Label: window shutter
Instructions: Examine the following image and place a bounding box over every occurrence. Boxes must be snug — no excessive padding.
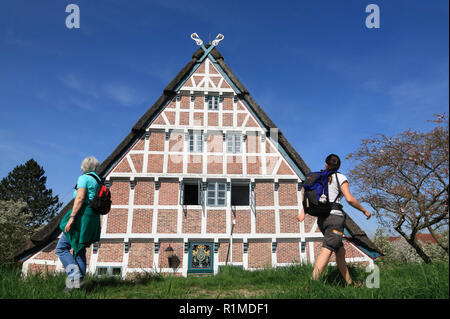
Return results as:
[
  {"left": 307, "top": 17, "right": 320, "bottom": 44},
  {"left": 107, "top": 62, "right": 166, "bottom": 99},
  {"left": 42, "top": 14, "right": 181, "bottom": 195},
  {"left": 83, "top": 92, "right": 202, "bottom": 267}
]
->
[
  {"left": 179, "top": 181, "right": 184, "bottom": 205},
  {"left": 250, "top": 182, "right": 256, "bottom": 214}
]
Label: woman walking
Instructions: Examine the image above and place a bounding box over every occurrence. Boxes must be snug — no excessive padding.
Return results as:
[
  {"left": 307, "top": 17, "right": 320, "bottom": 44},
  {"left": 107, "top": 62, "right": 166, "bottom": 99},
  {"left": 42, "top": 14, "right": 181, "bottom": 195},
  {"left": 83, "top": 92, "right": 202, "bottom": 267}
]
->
[
  {"left": 55, "top": 156, "right": 102, "bottom": 290},
  {"left": 297, "top": 154, "right": 371, "bottom": 286}
]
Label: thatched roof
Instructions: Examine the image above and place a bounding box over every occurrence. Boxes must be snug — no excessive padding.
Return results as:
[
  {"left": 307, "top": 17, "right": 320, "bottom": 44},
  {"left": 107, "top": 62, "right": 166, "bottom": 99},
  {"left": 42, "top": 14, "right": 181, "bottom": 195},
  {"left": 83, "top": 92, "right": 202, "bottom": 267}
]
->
[{"left": 15, "top": 45, "right": 381, "bottom": 261}]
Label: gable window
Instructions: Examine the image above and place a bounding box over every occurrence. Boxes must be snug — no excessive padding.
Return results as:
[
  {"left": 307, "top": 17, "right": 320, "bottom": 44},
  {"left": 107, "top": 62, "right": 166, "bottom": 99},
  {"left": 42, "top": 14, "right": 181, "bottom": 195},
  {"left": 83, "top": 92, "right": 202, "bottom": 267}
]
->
[
  {"left": 189, "top": 131, "right": 203, "bottom": 153},
  {"left": 231, "top": 182, "right": 250, "bottom": 206},
  {"left": 226, "top": 133, "right": 242, "bottom": 154},
  {"left": 207, "top": 181, "right": 226, "bottom": 206},
  {"left": 208, "top": 96, "right": 219, "bottom": 110}
]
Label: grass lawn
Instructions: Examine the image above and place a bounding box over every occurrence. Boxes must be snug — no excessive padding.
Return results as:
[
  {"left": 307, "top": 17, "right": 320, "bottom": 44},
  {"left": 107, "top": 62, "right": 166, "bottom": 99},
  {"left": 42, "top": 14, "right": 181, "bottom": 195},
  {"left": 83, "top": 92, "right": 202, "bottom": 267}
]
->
[{"left": 0, "top": 262, "right": 448, "bottom": 299}]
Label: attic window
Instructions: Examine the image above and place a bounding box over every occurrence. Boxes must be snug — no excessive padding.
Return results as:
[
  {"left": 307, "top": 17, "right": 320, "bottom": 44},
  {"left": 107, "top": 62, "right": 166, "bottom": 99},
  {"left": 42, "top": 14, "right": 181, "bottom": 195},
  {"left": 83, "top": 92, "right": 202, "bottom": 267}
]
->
[
  {"left": 208, "top": 96, "right": 219, "bottom": 110},
  {"left": 226, "top": 133, "right": 242, "bottom": 154},
  {"left": 189, "top": 131, "right": 203, "bottom": 153}
]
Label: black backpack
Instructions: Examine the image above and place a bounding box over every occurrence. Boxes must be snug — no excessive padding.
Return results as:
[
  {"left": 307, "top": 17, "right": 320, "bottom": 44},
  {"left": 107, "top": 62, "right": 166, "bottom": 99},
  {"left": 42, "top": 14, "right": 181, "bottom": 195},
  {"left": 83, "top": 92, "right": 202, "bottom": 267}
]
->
[
  {"left": 85, "top": 173, "right": 112, "bottom": 215},
  {"left": 302, "top": 170, "right": 343, "bottom": 218}
]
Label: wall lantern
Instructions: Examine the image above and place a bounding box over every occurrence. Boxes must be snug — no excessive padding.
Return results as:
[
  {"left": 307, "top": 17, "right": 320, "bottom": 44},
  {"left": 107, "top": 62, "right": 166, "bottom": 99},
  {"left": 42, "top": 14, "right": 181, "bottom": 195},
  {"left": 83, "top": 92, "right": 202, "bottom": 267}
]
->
[
  {"left": 165, "top": 245, "right": 176, "bottom": 268},
  {"left": 165, "top": 245, "right": 174, "bottom": 259}
]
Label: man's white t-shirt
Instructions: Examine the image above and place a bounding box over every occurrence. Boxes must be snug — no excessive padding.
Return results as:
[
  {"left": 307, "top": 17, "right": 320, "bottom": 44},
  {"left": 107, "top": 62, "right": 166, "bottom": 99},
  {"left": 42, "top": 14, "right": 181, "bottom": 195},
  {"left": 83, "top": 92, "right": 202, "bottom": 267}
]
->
[{"left": 328, "top": 172, "right": 348, "bottom": 216}]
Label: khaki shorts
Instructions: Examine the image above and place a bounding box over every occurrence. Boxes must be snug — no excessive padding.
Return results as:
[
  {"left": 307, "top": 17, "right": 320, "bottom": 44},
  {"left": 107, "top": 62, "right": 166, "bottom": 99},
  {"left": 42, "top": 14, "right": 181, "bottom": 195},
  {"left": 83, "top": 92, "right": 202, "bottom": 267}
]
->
[{"left": 317, "top": 213, "right": 345, "bottom": 253}]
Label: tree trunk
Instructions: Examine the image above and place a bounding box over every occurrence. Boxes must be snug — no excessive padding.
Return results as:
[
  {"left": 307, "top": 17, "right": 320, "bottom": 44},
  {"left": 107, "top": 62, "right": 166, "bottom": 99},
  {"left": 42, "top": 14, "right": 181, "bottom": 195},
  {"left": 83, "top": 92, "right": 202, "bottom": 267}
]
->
[
  {"left": 395, "top": 218, "right": 432, "bottom": 264},
  {"left": 406, "top": 237, "right": 432, "bottom": 264}
]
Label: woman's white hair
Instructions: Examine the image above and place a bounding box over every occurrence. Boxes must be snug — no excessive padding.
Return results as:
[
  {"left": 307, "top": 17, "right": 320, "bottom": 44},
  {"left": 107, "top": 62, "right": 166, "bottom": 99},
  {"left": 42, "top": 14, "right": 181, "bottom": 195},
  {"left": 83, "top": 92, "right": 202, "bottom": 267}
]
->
[{"left": 81, "top": 156, "right": 100, "bottom": 174}]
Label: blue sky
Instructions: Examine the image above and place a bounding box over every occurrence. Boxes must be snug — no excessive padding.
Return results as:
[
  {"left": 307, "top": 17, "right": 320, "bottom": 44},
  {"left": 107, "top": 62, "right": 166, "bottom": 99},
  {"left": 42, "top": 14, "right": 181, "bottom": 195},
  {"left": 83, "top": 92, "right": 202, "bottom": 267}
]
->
[{"left": 0, "top": 0, "right": 448, "bottom": 238}]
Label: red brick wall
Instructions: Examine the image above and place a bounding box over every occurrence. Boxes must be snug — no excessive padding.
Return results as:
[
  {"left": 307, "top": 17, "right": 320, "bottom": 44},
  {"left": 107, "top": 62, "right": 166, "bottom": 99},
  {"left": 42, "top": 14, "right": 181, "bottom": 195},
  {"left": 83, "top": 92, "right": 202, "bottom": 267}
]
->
[
  {"left": 110, "top": 180, "right": 130, "bottom": 206},
  {"left": 28, "top": 264, "right": 56, "bottom": 275},
  {"left": 130, "top": 154, "right": 144, "bottom": 173},
  {"left": 194, "top": 98, "right": 204, "bottom": 110},
  {"left": 33, "top": 240, "right": 58, "bottom": 261},
  {"left": 128, "top": 242, "right": 154, "bottom": 268},
  {"left": 248, "top": 241, "right": 271, "bottom": 268},
  {"left": 106, "top": 208, "right": 128, "bottom": 234},
  {"left": 222, "top": 97, "right": 233, "bottom": 110},
  {"left": 222, "top": 113, "right": 233, "bottom": 126},
  {"left": 227, "top": 156, "right": 242, "bottom": 174},
  {"left": 208, "top": 113, "right": 219, "bottom": 126},
  {"left": 157, "top": 209, "right": 178, "bottom": 233},
  {"left": 255, "top": 181, "right": 274, "bottom": 206},
  {"left": 132, "top": 209, "right": 153, "bottom": 233},
  {"left": 279, "top": 209, "right": 299, "bottom": 233},
  {"left": 114, "top": 157, "right": 132, "bottom": 173},
  {"left": 206, "top": 210, "right": 226, "bottom": 233},
  {"left": 245, "top": 117, "right": 258, "bottom": 128},
  {"left": 277, "top": 242, "right": 300, "bottom": 263},
  {"left": 187, "top": 155, "right": 202, "bottom": 174},
  {"left": 207, "top": 155, "right": 223, "bottom": 174},
  {"left": 180, "top": 112, "right": 190, "bottom": 126},
  {"left": 277, "top": 161, "right": 293, "bottom": 175},
  {"left": 278, "top": 182, "right": 298, "bottom": 206},
  {"left": 149, "top": 131, "right": 165, "bottom": 151},
  {"left": 255, "top": 209, "right": 275, "bottom": 233},
  {"left": 246, "top": 156, "right": 261, "bottom": 175},
  {"left": 207, "top": 134, "right": 222, "bottom": 152},
  {"left": 97, "top": 242, "right": 123, "bottom": 262},
  {"left": 182, "top": 209, "right": 202, "bottom": 233},
  {"left": 218, "top": 241, "right": 229, "bottom": 263},
  {"left": 232, "top": 241, "right": 243, "bottom": 262},
  {"left": 132, "top": 135, "right": 146, "bottom": 150},
  {"left": 147, "top": 154, "right": 163, "bottom": 173},
  {"left": 193, "top": 112, "right": 204, "bottom": 126},
  {"left": 165, "top": 111, "right": 175, "bottom": 125},
  {"left": 303, "top": 214, "right": 317, "bottom": 233},
  {"left": 237, "top": 113, "right": 247, "bottom": 127},
  {"left": 158, "top": 180, "right": 179, "bottom": 205},
  {"left": 180, "top": 95, "right": 190, "bottom": 109},
  {"left": 167, "top": 154, "right": 183, "bottom": 173},
  {"left": 133, "top": 180, "right": 154, "bottom": 205},
  {"left": 232, "top": 209, "right": 251, "bottom": 234}
]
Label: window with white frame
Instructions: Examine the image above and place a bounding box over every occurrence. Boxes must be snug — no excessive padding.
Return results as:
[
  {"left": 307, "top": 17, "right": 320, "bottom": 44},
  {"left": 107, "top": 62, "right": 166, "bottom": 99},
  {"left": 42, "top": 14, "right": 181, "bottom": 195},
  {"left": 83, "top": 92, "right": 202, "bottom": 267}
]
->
[
  {"left": 206, "top": 181, "right": 226, "bottom": 206},
  {"left": 208, "top": 96, "right": 219, "bottom": 110},
  {"left": 95, "top": 266, "right": 122, "bottom": 277},
  {"left": 189, "top": 131, "right": 203, "bottom": 153},
  {"left": 226, "top": 133, "right": 242, "bottom": 154}
]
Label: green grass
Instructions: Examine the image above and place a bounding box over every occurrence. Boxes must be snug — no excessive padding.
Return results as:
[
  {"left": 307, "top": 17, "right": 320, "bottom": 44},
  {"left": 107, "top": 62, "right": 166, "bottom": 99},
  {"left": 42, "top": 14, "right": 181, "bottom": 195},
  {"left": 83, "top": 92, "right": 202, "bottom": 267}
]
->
[{"left": 1, "top": 262, "right": 448, "bottom": 299}]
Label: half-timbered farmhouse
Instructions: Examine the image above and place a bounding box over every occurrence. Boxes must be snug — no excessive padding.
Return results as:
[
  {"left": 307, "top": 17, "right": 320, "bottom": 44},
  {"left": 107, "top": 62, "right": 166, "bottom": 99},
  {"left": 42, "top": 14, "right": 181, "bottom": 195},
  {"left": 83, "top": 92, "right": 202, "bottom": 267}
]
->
[{"left": 16, "top": 38, "right": 380, "bottom": 278}]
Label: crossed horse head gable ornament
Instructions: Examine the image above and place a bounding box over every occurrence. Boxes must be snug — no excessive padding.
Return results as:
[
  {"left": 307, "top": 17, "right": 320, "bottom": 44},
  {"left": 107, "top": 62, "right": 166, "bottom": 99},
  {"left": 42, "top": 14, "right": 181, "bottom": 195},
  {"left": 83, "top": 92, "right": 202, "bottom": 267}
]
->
[{"left": 190, "top": 33, "right": 224, "bottom": 49}]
